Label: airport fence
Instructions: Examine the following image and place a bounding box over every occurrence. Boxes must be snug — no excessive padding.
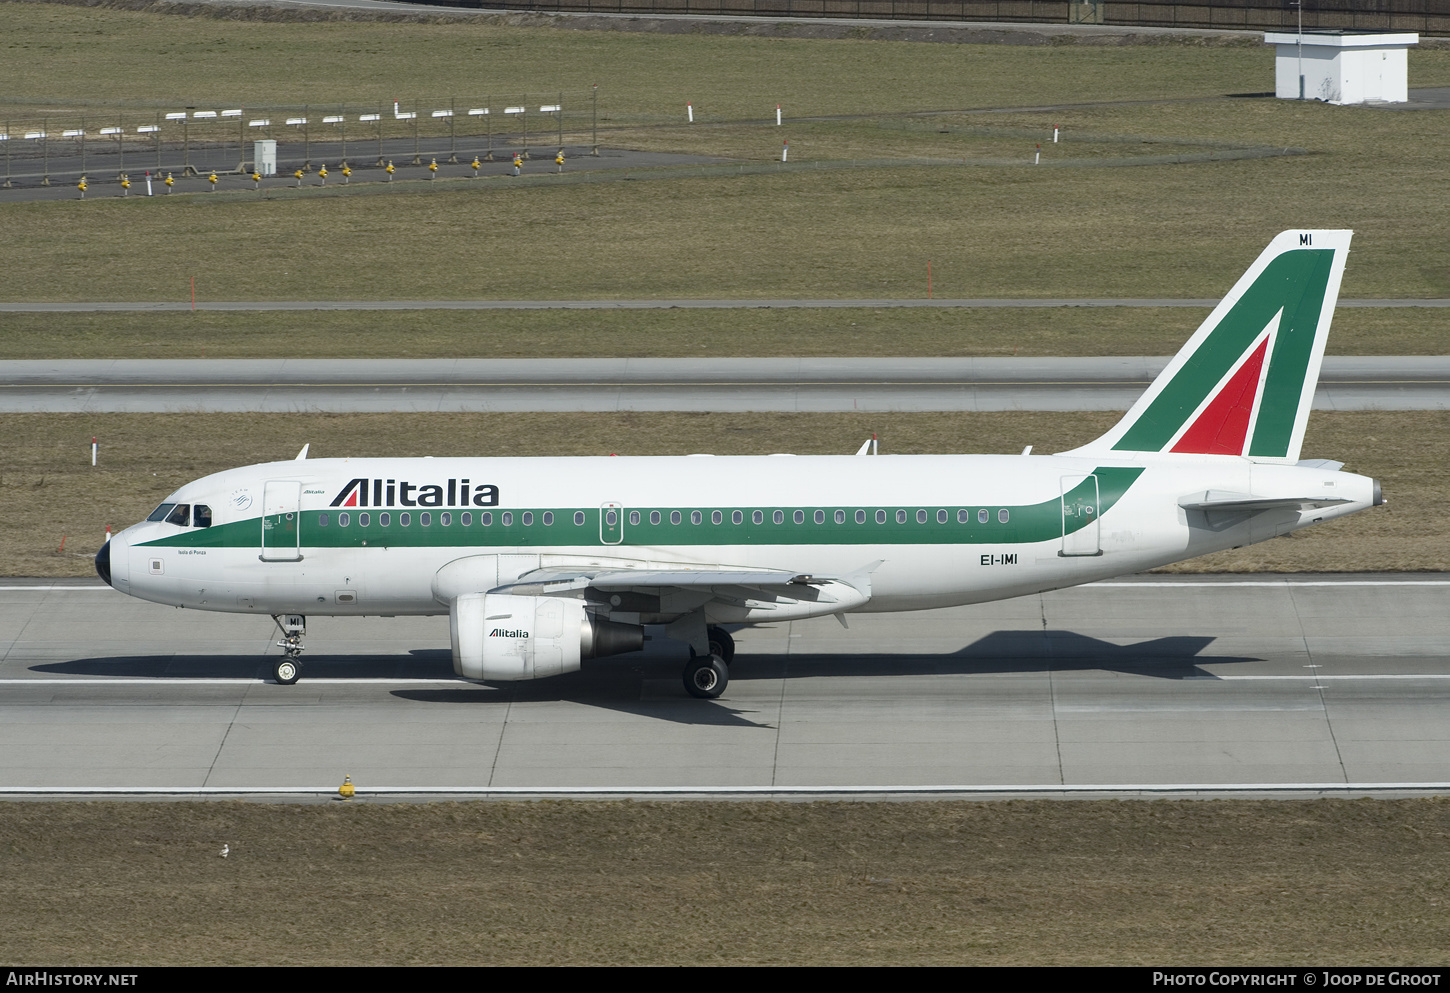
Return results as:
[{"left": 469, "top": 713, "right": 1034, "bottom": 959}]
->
[
  {"left": 392, "top": 0, "right": 1450, "bottom": 35},
  {"left": 0, "top": 92, "right": 605, "bottom": 187}
]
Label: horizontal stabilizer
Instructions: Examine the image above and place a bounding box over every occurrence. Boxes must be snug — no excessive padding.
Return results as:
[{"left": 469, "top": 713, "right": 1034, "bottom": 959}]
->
[{"left": 1178, "top": 490, "right": 1351, "bottom": 512}]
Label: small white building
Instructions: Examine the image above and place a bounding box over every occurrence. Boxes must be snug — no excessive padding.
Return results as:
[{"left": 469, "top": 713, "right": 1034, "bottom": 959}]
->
[
  {"left": 253, "top": 139, "right": 277, "bottom": 176},
  {"left": 1264, "top": 31, "right": 1419, "bottom": 104}
]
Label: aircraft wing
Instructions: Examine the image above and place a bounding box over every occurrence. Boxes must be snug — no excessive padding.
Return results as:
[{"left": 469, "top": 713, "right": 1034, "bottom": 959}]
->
[{"left": 491, "top": 563, "right": 874, "bottom": 619}]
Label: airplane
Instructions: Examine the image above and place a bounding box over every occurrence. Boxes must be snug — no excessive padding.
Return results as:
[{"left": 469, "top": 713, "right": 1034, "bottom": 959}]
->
[{"left": 94, "top": 230, "right": 1382, "bottom": 699}]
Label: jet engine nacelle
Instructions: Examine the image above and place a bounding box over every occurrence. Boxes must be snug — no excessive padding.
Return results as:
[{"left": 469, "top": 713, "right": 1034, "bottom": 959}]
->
[{"left": 449, "top": 592, "right": 643, "bottom": 681}]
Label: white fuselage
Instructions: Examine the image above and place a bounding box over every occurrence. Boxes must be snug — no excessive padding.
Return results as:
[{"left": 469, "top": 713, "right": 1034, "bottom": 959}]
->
[{"left": 101, "top": 453, "right": 1377, "bottom": 622}]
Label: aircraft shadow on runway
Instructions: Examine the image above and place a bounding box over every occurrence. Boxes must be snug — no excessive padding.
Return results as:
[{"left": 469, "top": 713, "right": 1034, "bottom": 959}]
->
[{"left": 39, "top": 630, "right": 1259, "bottom": 728}]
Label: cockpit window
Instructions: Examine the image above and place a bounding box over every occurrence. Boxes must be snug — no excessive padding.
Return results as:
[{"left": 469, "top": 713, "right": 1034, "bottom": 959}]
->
[
  {"left": 147, "top": 503, "right": 176, "bottom": 523},
  {"left": 193, "top": 504, "right": 212, "bottom": 528},
  {"left": 164, "top": 504, "right": 191, "bottom": 527}
]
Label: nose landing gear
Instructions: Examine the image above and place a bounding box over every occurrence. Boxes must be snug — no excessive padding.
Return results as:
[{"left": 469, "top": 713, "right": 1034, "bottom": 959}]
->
[{"left": 271, "top": 614, "right": 306, "bottom": 685}]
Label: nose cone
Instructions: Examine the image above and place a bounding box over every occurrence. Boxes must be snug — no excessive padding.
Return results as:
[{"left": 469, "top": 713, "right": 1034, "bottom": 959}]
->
[{"left": 95, "top": 541, "right": 112, "bottom": 586}]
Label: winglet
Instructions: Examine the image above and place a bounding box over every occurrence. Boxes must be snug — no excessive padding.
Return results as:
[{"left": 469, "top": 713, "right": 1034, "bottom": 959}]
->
[{"left": 1061, "top": 230, "right": 1351, "bottom": 464}]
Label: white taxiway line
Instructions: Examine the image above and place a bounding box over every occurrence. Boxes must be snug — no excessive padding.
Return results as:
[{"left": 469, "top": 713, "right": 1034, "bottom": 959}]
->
[
  {"left": 2, "top": 783, "right": 1449, "bottom": 797},
  {"left": 0, "top": 678, "right": 459, "bottom": 686},
  {"left": 1090, "top": 581, "right": 1450, "bottom": 587},
  {"left": 3, "top": 673, "right": 1450, "bottom": 688},
  {"left": 3, "top": 580, "right": 1450, "bottom": 595}
]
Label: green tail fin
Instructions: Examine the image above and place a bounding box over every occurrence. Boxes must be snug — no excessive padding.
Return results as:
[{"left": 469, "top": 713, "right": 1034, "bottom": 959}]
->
[{"left": 1064, "top": 230, "right": 1351, "bottom": 463}]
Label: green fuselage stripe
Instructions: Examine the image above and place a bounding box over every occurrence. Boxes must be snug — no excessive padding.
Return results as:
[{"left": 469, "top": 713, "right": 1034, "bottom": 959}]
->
[{"left": 141, "top": 467, "right": 1144, "bottom": 552}]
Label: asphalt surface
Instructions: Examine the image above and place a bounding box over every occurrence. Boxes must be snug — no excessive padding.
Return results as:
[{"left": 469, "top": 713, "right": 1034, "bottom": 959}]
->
[
  {"left": 3, "top": 356, "right": 1446, "bottom": 413},
  {"left": 3, "top": 576, "right": 1447, "bottom": 798}
]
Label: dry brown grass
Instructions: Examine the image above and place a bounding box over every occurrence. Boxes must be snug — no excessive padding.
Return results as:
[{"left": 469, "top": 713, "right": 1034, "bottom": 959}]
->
[
  {"left": 2, "top": 410, "right": 1440, "bottom": 578},
  {"left": 2, "top": 798, "right": 1449, "bottom": 966},
  {"left": 0, "top": 305, "right": 1443, "bottom": 358}
]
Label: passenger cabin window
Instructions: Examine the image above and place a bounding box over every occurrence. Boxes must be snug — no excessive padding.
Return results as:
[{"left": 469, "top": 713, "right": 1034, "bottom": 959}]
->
[
  {"left": 193, "top": 504, "right": 212, "bottom": 528},
  {"left": 999, "top": 509, "right": 1010, "bottom": 523}
]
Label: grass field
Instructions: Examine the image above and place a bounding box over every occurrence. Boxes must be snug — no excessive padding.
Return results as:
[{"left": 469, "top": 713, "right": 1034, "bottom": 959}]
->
[
  {"left": 2, "top": 305, "right": 1445, "bottom": 358},
  {"left": 3, "top": 3, "right": 1450, "bottom": 314},
  {"left": 0, "top": 2, "right": 1290, "bottom": 117},
  {"left": 3, "top": 410, "right": 1440, "bottom": 578},
  {"left": 3, "top": 797, "right": 1449, "bottom": 966}
]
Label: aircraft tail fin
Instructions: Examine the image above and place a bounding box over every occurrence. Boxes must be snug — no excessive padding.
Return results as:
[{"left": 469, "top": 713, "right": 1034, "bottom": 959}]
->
[{"left": 1061, "top": 230, "right": 1351, "bottom": 464}]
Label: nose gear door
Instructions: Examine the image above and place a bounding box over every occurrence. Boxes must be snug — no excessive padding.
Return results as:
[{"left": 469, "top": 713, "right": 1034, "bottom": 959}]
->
[{"left": 261, "top": 480, "right": 303, "bottom": 561}]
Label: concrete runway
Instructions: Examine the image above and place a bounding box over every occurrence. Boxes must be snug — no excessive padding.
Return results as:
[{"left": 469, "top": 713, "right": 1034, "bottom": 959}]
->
[
  {"left": 2, "top": 576, "right": 1447, "bottom": 797},
  {"left": 4, "top": 357, "right": 1447, "bottom": 413}
]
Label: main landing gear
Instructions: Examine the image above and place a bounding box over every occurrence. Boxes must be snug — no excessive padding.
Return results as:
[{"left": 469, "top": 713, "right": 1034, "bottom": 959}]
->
[
  {"left": 272, "top": 614, "right": 306, "bottom": 685},
  {"left": 682, "top": 625, "right": 737, "bottom": 699}
]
